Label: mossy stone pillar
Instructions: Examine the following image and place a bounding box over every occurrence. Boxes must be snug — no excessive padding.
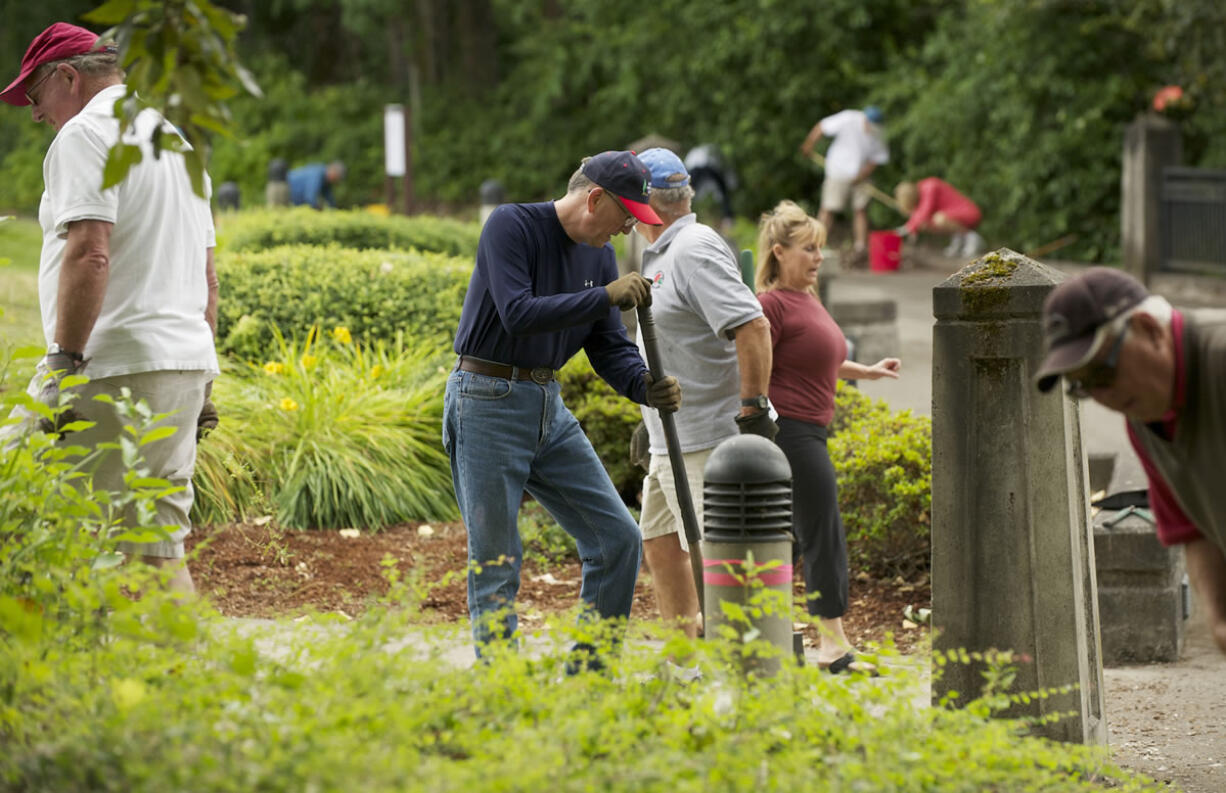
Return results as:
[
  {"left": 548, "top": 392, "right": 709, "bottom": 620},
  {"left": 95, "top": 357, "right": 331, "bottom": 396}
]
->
[{"left": 931, "top": 250, "right": 1106, "bottom": 745}]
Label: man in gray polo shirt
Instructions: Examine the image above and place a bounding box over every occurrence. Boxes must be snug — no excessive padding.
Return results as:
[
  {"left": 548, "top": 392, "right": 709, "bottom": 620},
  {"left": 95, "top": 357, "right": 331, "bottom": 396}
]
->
[{"left": 633, "top": 148, "right": 775, "bottom": 639}]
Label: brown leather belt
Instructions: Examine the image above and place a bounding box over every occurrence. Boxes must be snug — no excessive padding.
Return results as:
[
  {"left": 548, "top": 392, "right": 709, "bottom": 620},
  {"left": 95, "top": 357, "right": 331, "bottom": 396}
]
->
[{"left": 456, "top": 356, "right": 556, "bottom": 384}]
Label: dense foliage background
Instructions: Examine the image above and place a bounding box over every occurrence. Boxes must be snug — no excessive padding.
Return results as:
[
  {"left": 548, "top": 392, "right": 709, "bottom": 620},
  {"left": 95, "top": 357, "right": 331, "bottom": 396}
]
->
[{"left": 2, "top": 0, "right": 1225, "bottom": 261}]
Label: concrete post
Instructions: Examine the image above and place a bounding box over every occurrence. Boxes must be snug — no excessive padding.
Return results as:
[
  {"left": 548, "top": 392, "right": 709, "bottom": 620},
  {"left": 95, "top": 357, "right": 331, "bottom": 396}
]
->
[
  {"left": 1121, "top": 113, "right": 1182, "bottom": 283},
  {"left": 931, "top": 250, "right": 1106, "bottom": 745}
]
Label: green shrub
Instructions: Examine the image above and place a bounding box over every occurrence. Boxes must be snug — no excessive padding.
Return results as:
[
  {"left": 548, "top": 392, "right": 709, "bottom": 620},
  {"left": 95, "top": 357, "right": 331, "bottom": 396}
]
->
[
  {"left": 215, "top": 243, "right": 472, "bottom": 362},
  {"left": 558, "top": 350, "right": 644, "bottom": 503},
  {"left": 830, "top": 383, "right": 932, "bottom": 578},
  {"left": 0, "top": 598, "right": 1161, "bottom": 792},
  {"left": 192, "top": 328, "right": 457, "bottom": 529},
  {"left": 217, "top": 208, "right": 481, "bottom": 258}
]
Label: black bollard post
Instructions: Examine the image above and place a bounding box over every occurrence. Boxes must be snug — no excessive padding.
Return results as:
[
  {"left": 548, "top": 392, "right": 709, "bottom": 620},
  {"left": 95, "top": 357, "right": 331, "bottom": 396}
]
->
[{"left": 702, "top": 434, "right": 795, "bottom": 675}]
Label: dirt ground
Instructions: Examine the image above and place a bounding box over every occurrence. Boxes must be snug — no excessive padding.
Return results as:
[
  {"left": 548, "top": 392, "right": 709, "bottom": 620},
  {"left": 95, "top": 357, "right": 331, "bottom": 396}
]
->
[{"left": 186, "top": 519, "right": 932, "bottom": 655}]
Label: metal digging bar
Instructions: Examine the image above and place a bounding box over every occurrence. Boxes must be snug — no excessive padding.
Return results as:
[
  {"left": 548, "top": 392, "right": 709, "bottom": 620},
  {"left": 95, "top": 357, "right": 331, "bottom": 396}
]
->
[{"left": 636, "top": 303, "right": 705, "bottom": 617}]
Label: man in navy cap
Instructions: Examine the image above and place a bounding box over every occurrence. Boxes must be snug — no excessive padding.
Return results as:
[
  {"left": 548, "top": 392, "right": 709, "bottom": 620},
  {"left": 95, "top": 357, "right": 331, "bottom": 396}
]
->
[
  {"left": 1036, "top": 267, "right": 1226, "bottom": 656},
  {"left": 2, "top": 23, "right": 218, "bottom": 595},
  {"left": 446, "top": 150, "right": 681, "bottom": 660},
  {"left": 630, "top": 148, "right": 774, "bottom": 639}
]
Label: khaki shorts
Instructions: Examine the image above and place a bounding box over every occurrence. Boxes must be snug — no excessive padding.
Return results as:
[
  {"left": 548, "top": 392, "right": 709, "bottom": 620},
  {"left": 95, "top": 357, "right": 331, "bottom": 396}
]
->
[
  {"left": 639, "top": 448, "right": 713, "bottom": 553},
  {"left": 6, "top": 369, "right": 209, "bottom": 558},
  {"left": 821, "top": 177, "right": 874, "bottom": 213}
]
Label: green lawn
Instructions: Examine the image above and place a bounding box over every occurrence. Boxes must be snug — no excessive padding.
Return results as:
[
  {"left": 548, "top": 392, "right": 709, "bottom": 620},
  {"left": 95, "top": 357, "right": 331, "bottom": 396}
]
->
[{"left": 0, "top": 216, "right": 44, "bottom": 384}]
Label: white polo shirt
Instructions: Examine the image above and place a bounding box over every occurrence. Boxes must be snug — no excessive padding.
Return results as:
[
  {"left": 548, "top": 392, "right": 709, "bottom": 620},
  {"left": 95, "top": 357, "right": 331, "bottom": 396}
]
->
[
  {"left": 819, "top": 109, "right": 890, "bottom": 181},
  {"left": 38, "top": 84, "right": 218, "bottom": 378},
  {"left": 636, "top": 214, "right": 764, "bottom": 455}
]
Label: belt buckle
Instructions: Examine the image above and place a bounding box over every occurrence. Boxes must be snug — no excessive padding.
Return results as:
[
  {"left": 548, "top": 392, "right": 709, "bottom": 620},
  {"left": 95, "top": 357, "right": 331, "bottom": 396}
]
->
[{"left": 529, "top": 367, "right": 552, "bottom": 385}]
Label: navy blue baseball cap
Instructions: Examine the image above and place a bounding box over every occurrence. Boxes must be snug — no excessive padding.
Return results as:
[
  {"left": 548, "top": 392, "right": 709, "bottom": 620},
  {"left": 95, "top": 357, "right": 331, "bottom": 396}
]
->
[
  {"left": 638, "top": 148, "right": 690, "bottom": 189},
  {"left": 864, "top": 105, "right": 885, "bottom": 124},
  {"left": 581, "top": 150, "right": 662, "bottom": 225}
]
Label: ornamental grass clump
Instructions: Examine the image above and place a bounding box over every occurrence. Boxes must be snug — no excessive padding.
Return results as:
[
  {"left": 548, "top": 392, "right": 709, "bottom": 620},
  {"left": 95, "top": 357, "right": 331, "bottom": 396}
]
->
[{"left": 192, "top": 327, "right": 457, "bottom": 529}]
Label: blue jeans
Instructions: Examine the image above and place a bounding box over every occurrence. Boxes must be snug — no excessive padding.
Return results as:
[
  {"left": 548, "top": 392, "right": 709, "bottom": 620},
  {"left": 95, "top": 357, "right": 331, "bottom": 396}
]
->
[{"left": 443, "top": 370, "right": 642, "bottom": 651}]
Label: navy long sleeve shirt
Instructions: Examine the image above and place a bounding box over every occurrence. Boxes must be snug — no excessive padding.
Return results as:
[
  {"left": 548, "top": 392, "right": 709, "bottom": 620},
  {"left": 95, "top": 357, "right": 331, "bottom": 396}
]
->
[{"left": 453, "top": 202, "right": 648, "bottom": 404}]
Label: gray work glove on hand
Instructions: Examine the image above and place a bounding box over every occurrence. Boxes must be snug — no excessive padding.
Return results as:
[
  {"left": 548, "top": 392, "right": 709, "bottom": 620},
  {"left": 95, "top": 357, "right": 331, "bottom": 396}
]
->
[
  {"left": 644, "top": 373, "right": 681, "bottom": 414},
  {"left": 37, "top": 351, "right": 87, "bottom": 435},
  {"left": 629, "top": 420, "right": 650, "bottom": 471},
  {"left": 735, "top": 409, "right": 779, "bottom": 441},
  {"left": 197, "top": 381, "right": 219, "bottom": 442},
  {"left": 606, "top": 272, "right": 652, "bottom": 311}
]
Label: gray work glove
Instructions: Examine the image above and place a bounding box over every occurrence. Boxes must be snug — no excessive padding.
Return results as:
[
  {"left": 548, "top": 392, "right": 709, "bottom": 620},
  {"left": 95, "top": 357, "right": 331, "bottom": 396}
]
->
[
  {"left": 644, "top": 373, "right": 681, "bottom": 414},
  {"left": 629, "top": 420, "right": 650, "bottom": 471},
  {"left": 37, "top": 350, "right": 87, "bottom": 435},
  {"left": 197, "top": 380, "right": 219, "bottom": 442},
  {"left": 735, "top": 409, "right": 779, "bottom": 442},
  {"left": 605, "top": 272, "right": 652, "bottom": 310}
]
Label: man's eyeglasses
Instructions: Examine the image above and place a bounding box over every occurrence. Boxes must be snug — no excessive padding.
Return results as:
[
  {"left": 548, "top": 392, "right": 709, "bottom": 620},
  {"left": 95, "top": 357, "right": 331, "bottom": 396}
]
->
[
  {"left": 596, "top": 189, "right": 636, "bottom": 231},
  {"left": 1065, "top": 323, "right": 1128, "bottom": 399},
  {"left": 24, "top": 65, "right": 56, "bottom": 106}
]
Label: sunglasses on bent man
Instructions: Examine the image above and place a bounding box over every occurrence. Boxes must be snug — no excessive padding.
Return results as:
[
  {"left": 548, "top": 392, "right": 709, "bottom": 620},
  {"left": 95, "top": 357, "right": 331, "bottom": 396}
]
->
[{"left": 1065, "top": 323, "right": 1128, "bottom": 399}]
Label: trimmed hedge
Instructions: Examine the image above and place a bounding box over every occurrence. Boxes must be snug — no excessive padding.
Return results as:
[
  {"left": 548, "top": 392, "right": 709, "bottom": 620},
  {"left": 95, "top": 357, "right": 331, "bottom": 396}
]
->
[
  {"left": 217, "top": 207, "right": 482, "bottom": 257},
  {"left": 215, "top": 244, "right": 472, "bottom": 363},
  {"left": 829, "top": 381, "right": 932, "bottom": 578}
]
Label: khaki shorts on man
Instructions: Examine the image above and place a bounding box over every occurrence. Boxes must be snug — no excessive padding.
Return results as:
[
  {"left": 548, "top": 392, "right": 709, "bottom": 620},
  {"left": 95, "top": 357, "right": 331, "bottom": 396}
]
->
[
  {"left": 639, "top": 448, "right": 713, "bottom": 552},
  {"left": 821, "top": 177, "right": 874, "bottom": 214}
]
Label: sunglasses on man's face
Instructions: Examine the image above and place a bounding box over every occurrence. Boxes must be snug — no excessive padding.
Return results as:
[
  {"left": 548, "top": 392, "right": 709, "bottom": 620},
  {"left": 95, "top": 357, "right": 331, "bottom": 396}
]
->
[{"left": 1065, "top": 324, "right": 1128, "bottom": 399}]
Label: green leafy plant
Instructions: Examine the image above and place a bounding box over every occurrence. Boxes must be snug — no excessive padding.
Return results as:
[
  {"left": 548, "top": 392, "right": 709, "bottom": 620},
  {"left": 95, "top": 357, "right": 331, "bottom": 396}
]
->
[
  {"left": 830, "top": 382, "right": 932, "bottom": 578},
  {"left": 192, "top": 326, "right": 457, "bottom": 529},
  {"left": 557, "top": 350, "right": 644, "bottom": 503},
  {"left": 83, "top": 0, "right": 261, "bottom": 197},
  {"left": 214, "top": 243, "right": 472, "bottom": 362},
  {"left": 517, "top": 499, "right": 579, "bottom": 566}
]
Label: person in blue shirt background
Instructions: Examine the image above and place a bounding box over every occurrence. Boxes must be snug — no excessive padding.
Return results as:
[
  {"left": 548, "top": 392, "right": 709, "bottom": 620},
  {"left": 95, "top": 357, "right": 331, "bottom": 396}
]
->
[
  {"left": 444, "top": 150, "right": 682, "bottom": 665},
  {"left": 287, "top": 161, "right": 345, "bottom": 209}
]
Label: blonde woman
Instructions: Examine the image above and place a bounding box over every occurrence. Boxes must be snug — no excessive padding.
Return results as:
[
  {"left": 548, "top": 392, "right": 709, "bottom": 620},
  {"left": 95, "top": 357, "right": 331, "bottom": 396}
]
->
[{"left": 755, "top": 200, "right": 901, "bottom": 673}]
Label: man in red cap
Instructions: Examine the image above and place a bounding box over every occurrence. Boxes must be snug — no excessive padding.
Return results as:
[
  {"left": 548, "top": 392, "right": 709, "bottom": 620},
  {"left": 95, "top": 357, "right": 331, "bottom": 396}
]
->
[
  {"left": 446, "top": 150, "right": 680, "bottom": 664},
  {"left": 2, "top": 23, "right": 219, "bottom": 595},
  {"left": 1035, "top": 267, "right": 1226, "bottom": 656}
]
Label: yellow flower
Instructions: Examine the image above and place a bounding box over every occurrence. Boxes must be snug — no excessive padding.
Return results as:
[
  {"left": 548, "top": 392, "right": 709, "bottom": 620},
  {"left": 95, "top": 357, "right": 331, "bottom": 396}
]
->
[
  {"left": 263, "top": 361, "right": 285, "bottom": 375},
  {"left": 332, "top": 326, "right": 352, "bottom": 345},
  {"left": 299, "top": 354, "right": 318, "bottom": 370},
  {"left": 370, "top": 364, "right": 384, "bottom": 380},
  {"left": 279, "top": 398, "right": 299, "bottom": 412}
]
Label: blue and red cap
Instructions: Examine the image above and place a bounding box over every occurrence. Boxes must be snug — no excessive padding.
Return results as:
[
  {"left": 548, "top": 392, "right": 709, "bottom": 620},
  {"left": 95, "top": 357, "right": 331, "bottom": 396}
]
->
[
  {"left": 581, "top": 150, "right": 662, "bottom": 225},
  {"left": 1, "top": 23, "right": 110, "bottom": 107}
]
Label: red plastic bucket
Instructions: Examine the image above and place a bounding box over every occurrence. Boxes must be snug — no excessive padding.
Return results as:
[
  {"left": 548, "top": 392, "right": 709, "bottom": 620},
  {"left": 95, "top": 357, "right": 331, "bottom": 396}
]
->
[{"left": 869, "top": 231, "right": 902, "bottom": 273}]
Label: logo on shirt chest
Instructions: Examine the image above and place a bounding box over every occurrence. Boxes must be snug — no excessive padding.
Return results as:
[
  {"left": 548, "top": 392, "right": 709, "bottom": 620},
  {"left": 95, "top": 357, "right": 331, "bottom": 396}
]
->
[
  {"left": 650, "top": 271, "right": 664, "bottom": 289},
  {"left": 584, "top": 279, "right": 594, "bottom": 288}
]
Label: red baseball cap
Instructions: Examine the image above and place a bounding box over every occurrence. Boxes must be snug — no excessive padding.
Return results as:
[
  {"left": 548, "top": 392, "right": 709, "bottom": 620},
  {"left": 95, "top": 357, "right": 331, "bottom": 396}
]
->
[
  {"left": 581, "top": 151, "right": 662, "bottom": 225},
  {"left": 1, "top": 23, "right": 105, "bottom": 107}
]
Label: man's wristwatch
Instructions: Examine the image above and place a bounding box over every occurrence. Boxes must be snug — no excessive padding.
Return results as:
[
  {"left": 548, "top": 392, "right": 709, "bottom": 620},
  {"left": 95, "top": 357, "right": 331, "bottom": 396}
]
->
[
  {"left": 740, "top": 394, "right": 769, "bottom": 411},
  {"left": 47, "top": 342, "right": 85, "bottom": 363}
]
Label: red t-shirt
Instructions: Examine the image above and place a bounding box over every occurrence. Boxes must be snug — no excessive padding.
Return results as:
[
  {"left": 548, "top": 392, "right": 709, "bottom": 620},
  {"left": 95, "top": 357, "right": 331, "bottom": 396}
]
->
[{"left": 758, "top": 289, "right": 846, "bottom": 426}]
